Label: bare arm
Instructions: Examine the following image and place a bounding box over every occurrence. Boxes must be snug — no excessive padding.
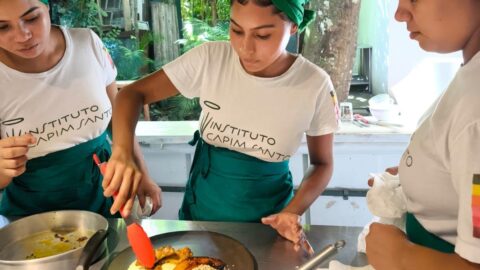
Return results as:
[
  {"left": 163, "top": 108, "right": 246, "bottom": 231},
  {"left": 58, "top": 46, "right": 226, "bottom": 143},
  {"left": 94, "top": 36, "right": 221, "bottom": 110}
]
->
[
  {"left": 366, "top": 223, "right": 480, "bottom": 270},
  {"left": 111, "top": 70, "right": 179, "bottom": 154},
  {"left": 403, "top": 244, "right": 480, "bottom": 270},
  {"left": 283, "top": 133, "right": 334, "bottom": 215},
  {"left": 262, "top": 133, "right": 334, "bottom": 254},
  {"left": 103, "top": 71, "right": 179, "bottom": 215}
]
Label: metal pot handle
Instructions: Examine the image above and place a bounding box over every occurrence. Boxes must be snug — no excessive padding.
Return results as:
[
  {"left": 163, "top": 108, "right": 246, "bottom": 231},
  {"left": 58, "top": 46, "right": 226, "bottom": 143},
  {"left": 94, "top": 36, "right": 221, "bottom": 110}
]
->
[{"left": 76, "top": 229, "right": 109, "bottom": 270}]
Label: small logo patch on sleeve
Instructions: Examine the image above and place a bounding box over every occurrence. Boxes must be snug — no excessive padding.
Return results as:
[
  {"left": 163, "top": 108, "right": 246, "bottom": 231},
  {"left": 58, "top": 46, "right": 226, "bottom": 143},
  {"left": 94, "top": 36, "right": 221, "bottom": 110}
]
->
[
  {"left": 473, "top": 174, "right": 480, "bottom": 238},
  {"left": 329, "top": 90, "right": 340, "bottom": 122}
]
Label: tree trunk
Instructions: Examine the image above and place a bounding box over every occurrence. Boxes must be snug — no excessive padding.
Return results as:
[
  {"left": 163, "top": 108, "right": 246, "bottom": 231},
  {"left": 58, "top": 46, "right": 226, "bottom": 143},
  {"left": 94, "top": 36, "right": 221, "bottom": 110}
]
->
[
  {"left": 210, "top": 0, "right": 218, "bottom": 26},
  {"left": 302, "top": 0, "right": 361, "bottom": 102},
  {"left": 151, "top": 0, "right": 181, "bottom": 66},
  {"left": 122, "top": 0, "right": 132, "bottom": 31}
]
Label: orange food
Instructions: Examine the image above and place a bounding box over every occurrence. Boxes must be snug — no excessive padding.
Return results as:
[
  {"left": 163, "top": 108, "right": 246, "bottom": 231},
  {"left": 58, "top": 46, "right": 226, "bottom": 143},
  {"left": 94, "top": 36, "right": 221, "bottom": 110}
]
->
[{"left": 129, "top": 246, "right": 225, "bottom": 270}]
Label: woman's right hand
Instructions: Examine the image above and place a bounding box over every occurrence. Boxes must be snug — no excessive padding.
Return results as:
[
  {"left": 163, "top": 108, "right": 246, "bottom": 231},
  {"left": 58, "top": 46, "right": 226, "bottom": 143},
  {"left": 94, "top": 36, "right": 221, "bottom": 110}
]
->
[
  {"left": 0, "top": 134, "right": 36, "bottom": 186},
  {"left": 368, "top": 166, "right": 398, "bottom": 187},
  {"left": 262, "top": 212, "right": 314, "bottom": 255},
  {"left": 102, "top": 146, "right": 142, "bottom": 217}
]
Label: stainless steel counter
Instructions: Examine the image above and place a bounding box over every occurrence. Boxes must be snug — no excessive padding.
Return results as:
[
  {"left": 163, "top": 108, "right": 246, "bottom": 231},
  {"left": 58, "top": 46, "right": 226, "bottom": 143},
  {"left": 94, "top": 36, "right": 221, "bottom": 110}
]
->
[{"left": 0, "top": 217, "right": 368, "bottom": 269}]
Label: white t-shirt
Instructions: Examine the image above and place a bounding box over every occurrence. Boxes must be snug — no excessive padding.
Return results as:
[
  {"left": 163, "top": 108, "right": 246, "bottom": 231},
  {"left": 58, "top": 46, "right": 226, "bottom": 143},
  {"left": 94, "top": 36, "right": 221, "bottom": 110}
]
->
[
  {"left": 0, "top": 27, "right": 117, "bottom": 159},
  {"left": 164, "top": 41, "right": 339, "bottom": 162},
  {"left": 399, "top": 51, "right": 480, "bottom": 263}
]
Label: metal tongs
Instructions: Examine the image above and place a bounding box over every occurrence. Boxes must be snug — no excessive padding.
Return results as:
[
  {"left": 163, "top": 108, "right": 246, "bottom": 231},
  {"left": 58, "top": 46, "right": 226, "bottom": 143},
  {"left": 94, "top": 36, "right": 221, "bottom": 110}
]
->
[{"left": 298, "top": 240, "right": 346, "bottom": 270}]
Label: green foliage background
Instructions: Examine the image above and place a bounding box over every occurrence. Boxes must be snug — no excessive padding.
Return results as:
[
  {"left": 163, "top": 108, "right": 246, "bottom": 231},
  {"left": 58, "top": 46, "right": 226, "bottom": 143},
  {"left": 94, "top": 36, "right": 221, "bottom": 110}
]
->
[
  {"left": 49, "top": 0, "right": 232, "bottom": 121},
  {"left": 150, "top": 0, "right": 231, "bottom": 121}
]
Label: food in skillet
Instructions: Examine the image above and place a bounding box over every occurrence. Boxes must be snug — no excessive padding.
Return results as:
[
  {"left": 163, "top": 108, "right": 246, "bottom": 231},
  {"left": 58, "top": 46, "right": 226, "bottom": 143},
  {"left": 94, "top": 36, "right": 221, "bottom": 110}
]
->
[
  {"left": 174, "top": 257, "right": 226, "bottom": 270},
  {"left": 127, "top": 245, "right": 226, "bottom": 270}
]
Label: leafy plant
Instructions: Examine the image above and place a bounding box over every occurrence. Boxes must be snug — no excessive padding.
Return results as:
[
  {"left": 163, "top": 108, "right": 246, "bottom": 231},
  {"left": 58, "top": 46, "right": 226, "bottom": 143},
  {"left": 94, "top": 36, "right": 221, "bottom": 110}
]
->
[
  {"left": 176, "top": 18, "right": 230, "bottom": 53},
  {"left": 104, "top": 33, "right": 155, "bottom": 81},
  {"left": 181, "top": 0, "right": 231, "bottom": 26},
  {"left": 50, "top": 0, "right": 233, "bottom": 121},
  {"left": 51, "top": 0, "right": 107, "bottom": 36},
  {"left": 149, "top": 96, "right": 201, "bottom": 121},
  {"left": 51, "top": 0, "right": 155, "bottom": 81},
  {"left": 148, "top": 18, "right": 230, "bottom": 121}
]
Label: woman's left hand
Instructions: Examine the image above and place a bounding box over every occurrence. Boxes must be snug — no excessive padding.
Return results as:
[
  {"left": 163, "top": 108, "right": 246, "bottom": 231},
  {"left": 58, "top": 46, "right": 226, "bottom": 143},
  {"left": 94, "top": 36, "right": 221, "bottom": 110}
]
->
[
  {"left": 262, "top": 212, "right": 314, "bottom": 255},
  {"left": 366, "top": 223, "right": 409, "bottom": 270},
  {"left": 136, "top": 176, "right": 162, "bottom": 216}
]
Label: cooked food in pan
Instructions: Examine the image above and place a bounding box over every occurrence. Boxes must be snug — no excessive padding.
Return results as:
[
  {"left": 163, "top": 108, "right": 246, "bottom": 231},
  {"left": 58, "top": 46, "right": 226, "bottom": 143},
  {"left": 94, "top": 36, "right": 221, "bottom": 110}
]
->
[
  {"left": 127, "top": 245, "right": 226, "bottom": 270},
  {"left": 174, "top": 257, "right": 226, "bottom": 270}
]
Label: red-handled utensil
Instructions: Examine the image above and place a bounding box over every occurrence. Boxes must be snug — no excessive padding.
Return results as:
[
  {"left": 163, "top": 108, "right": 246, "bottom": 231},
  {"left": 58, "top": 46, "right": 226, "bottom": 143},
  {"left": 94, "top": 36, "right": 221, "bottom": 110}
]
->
[{"left": 93, "top": 154, "right": 156, "bottom": 268}]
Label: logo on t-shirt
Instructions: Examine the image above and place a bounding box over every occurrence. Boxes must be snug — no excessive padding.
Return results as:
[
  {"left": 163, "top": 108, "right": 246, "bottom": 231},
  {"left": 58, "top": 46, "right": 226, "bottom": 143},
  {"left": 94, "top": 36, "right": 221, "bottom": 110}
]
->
[
  {"left": 1, "top": 105, "right": 111, "bottom": 148},
  {"left": 200, "top": 100, "right": 290, "bottom": 161},
  {"left": 404, "top": 149, "right": 413, "bottom": 167},
  {"left": 473, "top": 174, "right": 480, "bottom": 238}
]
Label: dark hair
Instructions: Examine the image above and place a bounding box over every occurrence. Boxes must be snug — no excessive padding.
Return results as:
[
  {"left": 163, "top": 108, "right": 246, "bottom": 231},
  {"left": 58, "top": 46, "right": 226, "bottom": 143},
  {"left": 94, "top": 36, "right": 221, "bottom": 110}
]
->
[{"left": 230, "top": 0, "right": 290, "bottom": 22}]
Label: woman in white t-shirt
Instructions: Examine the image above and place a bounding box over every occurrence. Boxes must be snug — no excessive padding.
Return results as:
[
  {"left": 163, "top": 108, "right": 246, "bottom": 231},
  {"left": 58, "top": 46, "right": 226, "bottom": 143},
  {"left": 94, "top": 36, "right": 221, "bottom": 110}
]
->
[
  {"left": 107, "top": 0, "right": 339, "bottom": 253},
  {"left": 365, "top": 0, "right": 480, "bottom": 269},
  {"left": 0, "top": 0, "right": 161, "bottom": 218}
]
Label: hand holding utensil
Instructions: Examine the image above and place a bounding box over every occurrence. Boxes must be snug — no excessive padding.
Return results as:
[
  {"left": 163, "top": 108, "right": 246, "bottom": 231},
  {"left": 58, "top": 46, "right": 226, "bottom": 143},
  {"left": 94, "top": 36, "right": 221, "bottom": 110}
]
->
[{"left": 93, "top": 154, "right": 156, "bottom": 268}]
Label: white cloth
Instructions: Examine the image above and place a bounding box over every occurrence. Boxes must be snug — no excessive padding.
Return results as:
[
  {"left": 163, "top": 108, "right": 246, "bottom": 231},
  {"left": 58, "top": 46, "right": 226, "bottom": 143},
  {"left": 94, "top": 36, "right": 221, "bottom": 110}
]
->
[
  {"left": 163, "top": 41, "right": 339, "bottom": 162},
  {"left": 317, "top": 260, "right": 374, "bottom": 270},
  {"left": 399, "top": 51, "right": 480, "bottom": 263},
  {"left": 0, "top": 27, "right": 117, "bottom": 159},
  {"left": 357, "top": 172, "right": 407, "bottom": 253},
  {"left": 367, "top": 172, "right": 407, "bottom": 224}
]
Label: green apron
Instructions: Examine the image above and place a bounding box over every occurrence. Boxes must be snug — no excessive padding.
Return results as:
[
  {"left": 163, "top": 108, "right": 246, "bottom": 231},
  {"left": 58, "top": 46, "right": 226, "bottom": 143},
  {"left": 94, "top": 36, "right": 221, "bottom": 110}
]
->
[
  {"left": 179, "top": 131, "right": 294, "bottom": 222},
  {"left": 406, "top": 212, "right": 455, "bottom": 253},
  {"left": 0, "top": 131, "right": 117, "bottom": 218}
]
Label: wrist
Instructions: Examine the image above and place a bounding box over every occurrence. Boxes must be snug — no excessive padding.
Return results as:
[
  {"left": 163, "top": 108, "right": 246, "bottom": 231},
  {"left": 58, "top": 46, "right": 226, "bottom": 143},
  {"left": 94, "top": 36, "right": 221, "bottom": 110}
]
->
[
  {"left": 281, "top": 205, "right": 303, "bottom": 216},
  {"left": 280, "top": 209, "right": 302, "bottom": 219},
  {"left": 112, "top": 144, "right": 134, "bottom": 156}
]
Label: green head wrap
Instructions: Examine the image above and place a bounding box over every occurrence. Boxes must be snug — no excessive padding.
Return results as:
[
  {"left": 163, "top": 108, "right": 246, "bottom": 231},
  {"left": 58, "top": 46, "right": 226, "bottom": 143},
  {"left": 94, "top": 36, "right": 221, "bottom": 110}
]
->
[
  {"left": 39, "top": 0, "right": 49, "bottom": 5},
  {"left": 271, "top": 0, "right": 316, "bottom": 32}
]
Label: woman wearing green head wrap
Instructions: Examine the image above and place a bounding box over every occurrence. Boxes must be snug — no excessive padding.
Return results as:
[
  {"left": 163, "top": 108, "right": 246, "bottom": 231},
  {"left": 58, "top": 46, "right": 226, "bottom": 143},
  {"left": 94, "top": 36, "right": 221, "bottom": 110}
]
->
[
  {"left": 0, "top": 0, "right": 162, "bottom": 219},
  {"left": 233, "top": 0, "right": 315, "bottom": 32},
  {"left": 270, "top": 0, "right": 316, "bottom": 32},
  {"left": 110, "top": 0, "right": 339, "bottom": 254}
]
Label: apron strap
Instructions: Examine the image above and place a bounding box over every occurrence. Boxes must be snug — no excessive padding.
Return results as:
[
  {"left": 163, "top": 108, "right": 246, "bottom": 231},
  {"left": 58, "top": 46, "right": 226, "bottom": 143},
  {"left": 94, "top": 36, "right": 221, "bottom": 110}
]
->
[
  {"left": 406, "top": 212, "right": 455, "bottom": 253},
  {"left": 184, "top": 130, "right": 210, "bottom": 207},
  {"left": 188, "top": 130, "right": 210, "bottom": 179}
]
